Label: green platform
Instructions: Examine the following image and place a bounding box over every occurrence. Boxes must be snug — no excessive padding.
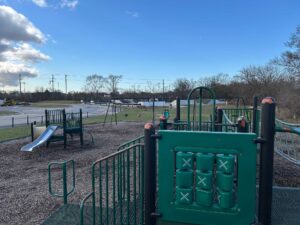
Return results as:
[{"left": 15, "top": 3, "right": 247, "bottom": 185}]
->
[{"left": 41, "top": 187, "right": 300, "bottom": 225}]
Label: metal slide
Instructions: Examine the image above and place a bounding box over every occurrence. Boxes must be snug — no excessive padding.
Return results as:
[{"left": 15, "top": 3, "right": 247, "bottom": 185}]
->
[{"left": 20, "top": 125, "right": 59, "bottom": 152}]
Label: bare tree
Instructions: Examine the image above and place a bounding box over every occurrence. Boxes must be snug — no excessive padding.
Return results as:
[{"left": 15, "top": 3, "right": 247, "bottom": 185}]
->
[
  {"left": 173, "top": 78, "right": 194, "bottom": 98},
  {"left": 106, "top": 75, "right": 122, "bottom": 95},
  {"left": 235, "top": 64, "right": 287, "bottom": 98},
  {"left": 84, "top": 74, "right": 105, "bottom": 94},
  {"left": 273, "top": 25, "right": 300, "bottom": 78},
  {"left": 145, "top": 80, "right": 162, "bottom": 94}
]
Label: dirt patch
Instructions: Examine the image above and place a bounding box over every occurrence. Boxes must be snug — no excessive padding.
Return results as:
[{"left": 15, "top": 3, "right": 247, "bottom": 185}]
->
[{"left": 0, "top": 122, "right": 300, "bottom": 225}]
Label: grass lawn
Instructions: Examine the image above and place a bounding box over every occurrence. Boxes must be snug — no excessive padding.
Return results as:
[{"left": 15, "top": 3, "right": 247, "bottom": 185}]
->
[
  {"left": 31, "top": 100, "right": 79, "bottom": 108},
  {"left": 0, "top": 126, "right": 31, "bottom": 142},
  {"left": 0, "top": 111, "right": 19, "bottom": 116},
  {"left": 83, "top": 105, "right": 214, "bottom": 125},
  {"left": 0, "top": 105, "right": 216, "bottom": 142}
]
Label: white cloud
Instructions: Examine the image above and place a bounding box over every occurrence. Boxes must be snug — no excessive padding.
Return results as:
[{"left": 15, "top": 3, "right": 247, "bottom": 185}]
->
[
  {"left": 1, "top": 43, "right": 51, "bottom": 63},
  {"left": 0, "top": 6, "right": 50, "bottom": 87},
  {"left": 32, "top": 0, "right": 47, "bottom": 8},
  {"left": 60, "top": 0, "right": 78, "bottom": 9},
  {"left": 0, "top": 6, "right": 46, "bottom": 43},
  {"left": 0, "top": 62, "right": 38, "bottom": 86},
  {"left": 126, "top": 10, "right": 139, "bottom": 18}
]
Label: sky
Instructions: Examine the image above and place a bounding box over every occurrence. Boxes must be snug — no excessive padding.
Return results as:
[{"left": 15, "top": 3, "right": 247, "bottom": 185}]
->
[{"left": 0, "top": 0, "right": 300, "bottom": 93}]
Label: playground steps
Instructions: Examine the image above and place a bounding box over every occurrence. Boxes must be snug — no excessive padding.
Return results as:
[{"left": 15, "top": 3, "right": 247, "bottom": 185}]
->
[
  {"left": 41, "top": 204, "right": 83, "bottom": 225},
  {"left": 41, "top": 198, "right": 142, "bottom": 225},
  {"left": 41, "top": 187, "right": 300, "bottom": 225}
]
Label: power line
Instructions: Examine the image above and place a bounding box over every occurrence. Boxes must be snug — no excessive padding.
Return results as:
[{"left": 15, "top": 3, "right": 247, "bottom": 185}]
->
[{"left": 49, "top": 74, "right": 55, "bottom": 92}]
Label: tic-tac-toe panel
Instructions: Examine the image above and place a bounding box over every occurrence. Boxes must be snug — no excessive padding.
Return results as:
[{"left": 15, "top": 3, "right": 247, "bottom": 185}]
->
[{"left": 157, "top": 131, "right": 257, "bottom": 225}]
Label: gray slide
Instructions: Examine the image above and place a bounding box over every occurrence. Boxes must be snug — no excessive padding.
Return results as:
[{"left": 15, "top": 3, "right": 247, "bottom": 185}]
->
[{"left": 20, "top": 125, "right": 59, "bottom": 152}]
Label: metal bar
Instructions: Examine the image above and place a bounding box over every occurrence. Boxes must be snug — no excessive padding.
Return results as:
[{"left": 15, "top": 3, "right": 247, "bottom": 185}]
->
[
  {"left": 99, "top": 163, "right": 103, "bottom": 225},
  {"left": 80, "top": 109, "right": 83, "bottom": 146},
  {"left": 176, "top": 97, "right": 180, "bottom": 121},
  {"left": 199, "top": 88, "right": 202, "bottom": 129},
  {"left": 127, "top": 150, "right": 130, "bottom": 225},
  {"left": 133, "top": 147, "right": 137, "bottom": 225},
  {"left": 252, "top": 96, "right": 258, "bottom": 134},
  {"left": 31, "top": 122, "right": 34, "bottom": 141},
  {"left": 216, "top": 108, "right": 223, "bottom": 131},
  {"left": 106, "top": 160, "right": 109, "bottom": 225},
  {"left": 144, "top": 123, "right": 156, "bottom": 225},
  {"left": 113, "top": 157, "right": 116, "bottom": 225},
  {"left": 152, "top": 99, "right": 155, "bottom": 125},
  {"left": 80, "top": 192, "right": 94, "bottom": 225},
  {"left": 258, "top": 97, "right": 276, "bottom": 225},
  {"left": 62, "top": 162, "right": 68, "bottom": 204},
  {"left": 141, "top": 145, "right": 145, "bottom": 225}
]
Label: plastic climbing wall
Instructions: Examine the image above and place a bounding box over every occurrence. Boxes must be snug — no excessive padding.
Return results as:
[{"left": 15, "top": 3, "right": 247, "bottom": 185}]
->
[{"left": 157, "top": 130, "right": 257, "bottom": 225}]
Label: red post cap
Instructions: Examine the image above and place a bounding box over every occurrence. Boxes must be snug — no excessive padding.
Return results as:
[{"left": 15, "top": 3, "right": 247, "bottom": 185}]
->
[
  {"left": 262, "top": 97, "right": 275, "bottom": 104},
  {"left": 160, "top": 115, "right": 166, "bottom": 120},
  {"left": 144, "top": 123, "right": 153, "bottom": 130}
]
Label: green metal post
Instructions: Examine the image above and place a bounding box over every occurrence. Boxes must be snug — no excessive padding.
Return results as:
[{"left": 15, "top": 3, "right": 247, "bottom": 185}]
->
[
  {"left": 79, "top": 109, "right": 83, "bottom": 146},
  {"left": 252, "top": 96, "right": 258, "bottom": 134},
  {"left": 176, "top": 97, "right": 180, "bottom": 122},
  {"left": 216, "top": 107, "right": 223, "bottom": 132},
  {"left": 63, "top": 109, "right": 67, "bottom": 148},
  {"left": 45, "top": 109, "right": 48, "bottom": 127},
  {"left": 62, "top": 162, "right": 68, "bottom": 204},
  {"left": 31, "top": 122, "right": 34, "bottom": 142},
  {"left": 199, "top": 88, "right": 202, "bottom": 130}
]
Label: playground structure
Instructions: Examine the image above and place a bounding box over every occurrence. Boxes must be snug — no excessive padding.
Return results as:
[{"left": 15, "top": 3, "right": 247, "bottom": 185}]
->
[
  {"left": 21, "top": 109, "right": 83, "bottom": 151},
  {"left": 41, "top": 87, "right": 300, "bottom": 225}
]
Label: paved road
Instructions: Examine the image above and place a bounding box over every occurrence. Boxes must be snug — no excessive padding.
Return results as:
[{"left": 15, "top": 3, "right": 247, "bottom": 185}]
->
[{"left": 0, "top": 104, "right": 108, "bottom": 128}]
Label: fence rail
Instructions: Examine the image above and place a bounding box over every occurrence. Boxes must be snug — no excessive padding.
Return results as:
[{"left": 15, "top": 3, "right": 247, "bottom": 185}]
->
[{"left": 80, "top": 143, "right": 145, "bottom": 225}]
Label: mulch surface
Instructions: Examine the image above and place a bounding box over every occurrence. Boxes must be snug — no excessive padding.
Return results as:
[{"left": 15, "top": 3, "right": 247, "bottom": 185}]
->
[{"left": 0, "top": 122, "right": 144, "bottom": 225}]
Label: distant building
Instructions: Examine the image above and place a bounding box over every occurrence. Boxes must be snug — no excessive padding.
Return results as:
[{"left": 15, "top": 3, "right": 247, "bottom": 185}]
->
[
  {"left": 170, "top": 99, "right": 226, "bottom": 107},
  {"left": 138, "top": 101, "right": 167, "bottom": 107}
]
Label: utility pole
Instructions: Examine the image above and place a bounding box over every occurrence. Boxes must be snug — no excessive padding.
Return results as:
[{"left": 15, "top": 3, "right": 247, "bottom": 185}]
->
[
  {"left": 162, "top": 79, "right": 165, "bottom": 95},
  {"left": 19, "top": 74, "right": 22, "bottom": 94},
  {"left": 65, "top": 74, "right": 68, "bottom": 94},
  {"left": 22, "top": 82, "right": 26, "bottom": 93},
  {"left": 49, "top": 74, "right": 55, "bottom": 92}
]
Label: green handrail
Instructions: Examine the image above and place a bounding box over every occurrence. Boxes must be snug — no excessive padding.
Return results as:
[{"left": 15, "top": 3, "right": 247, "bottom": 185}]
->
[
  {"left": 79, "top": 143, "right": 144, "bottom": 225},
  {"left": 48, "top": 159, "right": 75, "bottom": 204},
  {"left": 80, "top": 191, "right": 95, "bottom": 225}
]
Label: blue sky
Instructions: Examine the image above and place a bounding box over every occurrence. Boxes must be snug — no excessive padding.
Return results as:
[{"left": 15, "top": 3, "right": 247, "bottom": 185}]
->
[{"left": 1, "top": 0, "right": 300, "bottom": 92}]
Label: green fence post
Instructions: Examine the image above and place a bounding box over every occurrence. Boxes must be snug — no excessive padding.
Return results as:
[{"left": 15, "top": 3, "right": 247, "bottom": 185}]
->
[
  {"left": 252, "top": 96, "right": 258, "bottom": 134},
  {"left": 216, "top": 107, "right": 223, "bottom": 131},
  {"left": 80, "top": 109, "right": 83, "bottom": 146},
  {"left": 62, "top": 162, "right": 68, "bottom": 205},
  {"left": 63, "top": 109, "right": 67, "bottom": 148},
  {"left": 176, "top": 97, "right": 180, "bottom": 122}
]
